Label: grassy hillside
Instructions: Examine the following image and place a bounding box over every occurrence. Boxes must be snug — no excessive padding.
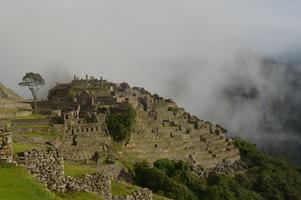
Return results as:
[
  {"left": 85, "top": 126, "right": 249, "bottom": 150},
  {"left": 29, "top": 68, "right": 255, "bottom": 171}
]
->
[
  {"left": 0, "top": 164, "right": 103, "bottom": 200},
  {"left": 0, "top": 164, "right": 58, "bottom": 200}
]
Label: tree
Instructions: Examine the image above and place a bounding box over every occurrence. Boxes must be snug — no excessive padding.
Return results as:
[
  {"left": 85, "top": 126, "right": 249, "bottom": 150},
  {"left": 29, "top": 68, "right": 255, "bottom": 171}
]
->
[
  {"left": 106, "top": 105, "right": 136, "bottom": 142},
  {"left": 19, "top": 72, "right": 45, "bottom": 115}
]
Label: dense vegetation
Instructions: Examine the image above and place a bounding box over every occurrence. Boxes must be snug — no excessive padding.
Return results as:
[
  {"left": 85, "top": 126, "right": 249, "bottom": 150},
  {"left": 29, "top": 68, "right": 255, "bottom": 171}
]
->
[
  {"left": 132, "top": 138, "right": 301, "bottom": 200},
  {"left": 106, "top": 105, "right": 136, "bottom": 142}
]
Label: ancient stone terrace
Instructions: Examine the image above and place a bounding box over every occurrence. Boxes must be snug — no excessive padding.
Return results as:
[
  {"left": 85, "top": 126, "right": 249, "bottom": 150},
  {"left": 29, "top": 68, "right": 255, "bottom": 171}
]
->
[
  {"left": 123, "top": 92, "right": 240, "bottom": 169},
  {"left": 47, "top": 76, "right": 240, "bottom": 170}
]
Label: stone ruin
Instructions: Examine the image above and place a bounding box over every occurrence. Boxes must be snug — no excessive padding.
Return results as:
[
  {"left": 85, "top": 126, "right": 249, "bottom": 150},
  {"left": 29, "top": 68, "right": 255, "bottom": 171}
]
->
[
  {"left": 17, "top": 148, "right": 67, "bottom": 193},
  {"left": 42, "top": 75, "right": 241, "bottom": 172},
  {"left": 53, "top": 106, "right": 112, "bottom": 162},
  {"left": 17, "top": 147, "right": 112, "bottom": 198},
  {"left": 17, "top": 147, "right": 152, "bottom": 200},
  {"left": 44, "top": 76, "right": 241, "bottom": 171},
  {"left": 123, "top": 87, "right": 241, "bottom": 170},
  {"left": 0, "top": 126, "right": 13, "bottom": 163}
]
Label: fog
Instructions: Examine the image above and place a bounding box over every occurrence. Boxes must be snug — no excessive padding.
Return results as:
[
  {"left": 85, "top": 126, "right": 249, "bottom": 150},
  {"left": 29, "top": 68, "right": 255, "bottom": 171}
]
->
[{"left": 1, "top": 0, "right": 301, "bottom": 162}]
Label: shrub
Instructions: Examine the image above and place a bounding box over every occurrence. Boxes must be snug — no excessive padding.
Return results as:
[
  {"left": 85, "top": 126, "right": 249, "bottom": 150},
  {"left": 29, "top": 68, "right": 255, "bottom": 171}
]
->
[
  {"left": 106, "top": 105, "right": 136, "bottom": 142},
  {"left": 132, "top": 143, "right": 301, "bottom": 200}
]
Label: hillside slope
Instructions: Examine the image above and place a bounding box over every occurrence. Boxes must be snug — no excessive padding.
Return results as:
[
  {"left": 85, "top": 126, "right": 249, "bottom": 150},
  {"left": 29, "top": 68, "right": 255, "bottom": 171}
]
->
[{"left": 46, "top": 77, "right": 240, "bottom": 171}]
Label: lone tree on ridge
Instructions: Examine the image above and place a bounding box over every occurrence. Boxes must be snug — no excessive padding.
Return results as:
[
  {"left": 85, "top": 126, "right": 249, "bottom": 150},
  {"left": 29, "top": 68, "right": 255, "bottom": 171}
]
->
[{"left": 19, "top": 72, "right": 45, "bottom": 115}]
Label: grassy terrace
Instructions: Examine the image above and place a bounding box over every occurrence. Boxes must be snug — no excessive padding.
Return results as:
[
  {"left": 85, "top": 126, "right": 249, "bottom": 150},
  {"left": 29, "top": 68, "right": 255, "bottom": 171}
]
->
[
  {"left": 0, "top": 108, "right": 16, "bottom": 114},
  {"left": 0, "top": 164, "right": 103, "bottom": 200},
  {"left": 0, "top": 164, "right": 58, "bottom": 200},
  {"left": 111, "top": 180, "right": 140, "bottom": 196},
  {"left": 22, "top": 130, "right": 59, "bottom": 140},
  {"left": 12, "top": 143, "right": 44, "bottom": 154},
  {"left": 10, "top": 114, "right": 49, "bottom": 120},
  {"left": 64, "top": 161, "right": 97, "bottom": 177}
]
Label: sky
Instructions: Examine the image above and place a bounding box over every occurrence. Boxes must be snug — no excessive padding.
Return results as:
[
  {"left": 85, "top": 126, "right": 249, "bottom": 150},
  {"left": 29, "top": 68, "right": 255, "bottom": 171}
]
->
[{"left": 1, "top": 1, "right": 301, "bottom": 154}]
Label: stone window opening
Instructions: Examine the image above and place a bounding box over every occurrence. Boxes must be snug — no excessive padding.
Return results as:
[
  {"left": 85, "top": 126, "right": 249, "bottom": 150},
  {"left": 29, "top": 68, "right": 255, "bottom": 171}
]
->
[{"left": 72, "top": 137, "right": 78, "bottom": 146}]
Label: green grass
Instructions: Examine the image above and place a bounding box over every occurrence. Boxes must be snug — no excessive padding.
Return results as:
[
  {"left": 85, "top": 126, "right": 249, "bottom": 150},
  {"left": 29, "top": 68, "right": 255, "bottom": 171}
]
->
[
  {"left": 13, "top": 124, "right": 50, "bottom": 128},
  {"left": 0, "top": 164, "right": 59, "bottom": 200},
  {"left": 0, "top": 120, "right": 10, "bottom": 127},
  {"left": 0, "top": 164, "right": 104, "bottom": 200},
  {"left": 23, "top": 131, "right": 59, "bottom": 140},
  {"left": 111, "top": 181, "right": 171, "bottom": 199},
  {"left": 12, "top": 143, "right": 43, "bottom": 154},
  {"left": 0, "top": 108, "right": 15, "bottom": 114},
  {"left": 112, "top": 141, "right": 123, "bottom": 152},
  {"left": 64, "top": 161, "right": 97, "bottom": 177},
  {"left": 11, "top": 114, "right": 49, "bottom": 120},
  {"left": 153, "top": 194, "right": 172, "bottom": 200},
  {"left": 111, "top": 181, "right": 140, "bottom": 196},
  {"left": 58, "top": 192, "right": 104, "bottom": 200}
]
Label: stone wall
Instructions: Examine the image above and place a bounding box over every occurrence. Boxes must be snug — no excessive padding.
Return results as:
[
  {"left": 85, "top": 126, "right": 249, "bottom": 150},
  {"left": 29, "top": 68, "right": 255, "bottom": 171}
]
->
[
  {"left": 17, "top": 148, "right": 66, "bottom": 192},
  {"left": 60, "top": 121, "right": 111, "bottom": 162},
  {"left": 0, "top": 127, "right": 13, "bottom": 163},
  {"left": 112, "top": 189, "right": 152, "bottom": 200},
  {"left": 66, "top": 173, "right": 112, "bottom": 199},
  {"left": 17, "top": 148, "right": 112, "bottom": 199}
]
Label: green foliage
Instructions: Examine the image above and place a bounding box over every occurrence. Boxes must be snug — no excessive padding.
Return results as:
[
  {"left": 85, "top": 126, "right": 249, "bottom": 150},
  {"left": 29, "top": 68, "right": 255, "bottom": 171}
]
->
[
  {"left": 19, "top": 72, "right": 45, "bottom": 99},
  {"left": 133, "top": 161, "right": 198, "bottom": 200},
  {"left": 132, "top": 139, "right": 301, "bottom": 200},
  {"left": 0, "top": 164, "right": 58, "bottom": 200},
  {"left": 106, "top": 105, "right": 136, "bottom": 142},
  {"left": 235, "top": 138, "right": 301, "bottom": 200},
  {"left": 19, "top": 72, "right": 45, "bottom": 115}
]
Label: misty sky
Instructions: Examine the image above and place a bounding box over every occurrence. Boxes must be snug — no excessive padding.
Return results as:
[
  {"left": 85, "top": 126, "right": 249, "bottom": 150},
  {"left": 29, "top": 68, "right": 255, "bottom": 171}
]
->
[{"left": 1, "top": 0, "right": 301, "bottom": 129}]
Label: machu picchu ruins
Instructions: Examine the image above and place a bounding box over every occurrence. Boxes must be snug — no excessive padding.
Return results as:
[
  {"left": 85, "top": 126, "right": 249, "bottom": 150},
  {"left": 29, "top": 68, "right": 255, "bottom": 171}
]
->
[
  {"left": 1, "top": 74, "right": 298, "bottom": 200},
  {"left": 34, "top": 75, "right": 240, "bottom": 171},
  {"left": 2, "top": 3, "right": 301, "bottom": 199}
]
